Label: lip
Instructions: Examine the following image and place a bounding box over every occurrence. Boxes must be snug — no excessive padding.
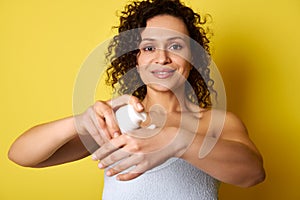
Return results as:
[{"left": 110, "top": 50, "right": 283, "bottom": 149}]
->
[{"left": 151, "top": 68, "right": 176, "bottom": 79}]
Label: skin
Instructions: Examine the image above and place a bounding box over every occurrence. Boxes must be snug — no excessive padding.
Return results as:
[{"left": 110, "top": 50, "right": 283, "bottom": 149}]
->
[
  {"left": 8, "top": 15, "right": 265, "bottom": 188},
  {"left": 92, "top": 15, "right": 265, "bottom": 186}
]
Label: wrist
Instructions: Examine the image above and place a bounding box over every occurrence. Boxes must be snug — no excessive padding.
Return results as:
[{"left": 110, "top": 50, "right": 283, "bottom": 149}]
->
[
  {"left": 171, "top": 128, "right": 196, "bottom": 158},
  {"left": 58, "top": 117, "right": 78, "bottom": 142}
]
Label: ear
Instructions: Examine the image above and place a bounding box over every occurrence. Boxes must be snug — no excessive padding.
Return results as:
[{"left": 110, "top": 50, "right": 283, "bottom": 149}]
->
[{"left": 136, "top": 65, "right": 140, "bottom": 73}]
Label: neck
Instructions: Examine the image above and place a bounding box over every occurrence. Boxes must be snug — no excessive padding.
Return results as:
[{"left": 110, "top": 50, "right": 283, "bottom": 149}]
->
[{"left": 142, "top": 85, "right": 189, "bottom": 113}]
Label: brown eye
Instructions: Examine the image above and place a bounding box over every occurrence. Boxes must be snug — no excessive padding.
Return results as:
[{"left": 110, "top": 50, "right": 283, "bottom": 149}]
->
[{"left": 142, "top": 46, "right": 155, "bottom": 51}]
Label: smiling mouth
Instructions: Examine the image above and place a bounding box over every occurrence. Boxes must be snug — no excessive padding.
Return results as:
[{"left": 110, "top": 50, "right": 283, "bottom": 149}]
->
[{"left": 151, "top": 69, "right": 176, "bottom": 79}]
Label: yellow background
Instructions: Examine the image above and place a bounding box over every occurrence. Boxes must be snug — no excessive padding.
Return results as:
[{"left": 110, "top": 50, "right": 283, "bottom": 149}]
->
[{"left": 1, "top": 0, "right": 299, "bottom": 199}]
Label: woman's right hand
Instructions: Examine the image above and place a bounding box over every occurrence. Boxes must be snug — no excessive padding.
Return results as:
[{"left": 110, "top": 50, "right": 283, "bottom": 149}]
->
[
  {"left": 74, "top": 95, "right": 144, "bottom": 147},
  {"left": 8, "top": 94, "right": 143, "bottom": 167}
]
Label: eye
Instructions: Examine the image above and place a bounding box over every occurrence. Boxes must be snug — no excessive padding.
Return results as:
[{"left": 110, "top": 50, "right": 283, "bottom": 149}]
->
[
  {"left": 141, "top": 45, "right": 155, "bottom": 52},
  {"left": 169, "top": 43, "right": 183, "bottom": 50}
]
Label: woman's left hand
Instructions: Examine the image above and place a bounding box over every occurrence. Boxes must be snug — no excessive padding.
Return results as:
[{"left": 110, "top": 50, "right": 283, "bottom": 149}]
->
[{"left": 91, "top": 126, "right": 195, "bottom": 181}]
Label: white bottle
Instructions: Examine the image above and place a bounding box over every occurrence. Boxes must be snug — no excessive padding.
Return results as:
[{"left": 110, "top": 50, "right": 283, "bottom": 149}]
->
[{"left": 115, "top": 104, "right": 147, "bottom": 133}]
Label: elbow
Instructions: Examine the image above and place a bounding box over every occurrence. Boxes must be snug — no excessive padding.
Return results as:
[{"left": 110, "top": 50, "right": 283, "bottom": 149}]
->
[
  {"left": 236, "top": 151, "right": 266, "bottom": 188},
  {"left": 8, "top": 148, "right": 24, "bottom": 167},
  {"left": 8, "top": 149, "right": 21, "bottom": 166},
  {"left": 8, "top": 147, "right": 35, "bottom": 168},
  {"left": 225, "top": 158, "right": 266, "bottom": 188},
  {"left": 238, "top": 166, "right": 266, "bottom": 188},
  {"left": 247, "top": 168, "right": 266, "bottom": 187}
]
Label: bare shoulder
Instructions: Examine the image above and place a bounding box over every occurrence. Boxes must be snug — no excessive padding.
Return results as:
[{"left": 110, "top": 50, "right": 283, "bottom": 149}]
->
[
  {"left": 201, "top": 109, "right": 249, "bottom": 141},
  {"left": 223, "top": 111, "right": 248, "bottom": 134},
  {"left": 200, "top": 109, "right": 260, "bottom": 153}
]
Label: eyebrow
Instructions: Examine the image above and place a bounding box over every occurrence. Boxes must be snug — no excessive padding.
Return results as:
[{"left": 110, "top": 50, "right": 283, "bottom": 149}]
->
[{"left": 141, "top": 36, "right": 187, "bottom": 42}]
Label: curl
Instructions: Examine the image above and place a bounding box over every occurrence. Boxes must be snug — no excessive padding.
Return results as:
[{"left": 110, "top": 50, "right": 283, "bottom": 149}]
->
[{"left": 105, "top": 0, "right": 216, "bottom": 108}]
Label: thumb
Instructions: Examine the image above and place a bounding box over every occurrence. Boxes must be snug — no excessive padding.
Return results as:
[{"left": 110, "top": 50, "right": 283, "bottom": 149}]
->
[{"left": 107, "top": 94, "right": 144, "bottom": 112}]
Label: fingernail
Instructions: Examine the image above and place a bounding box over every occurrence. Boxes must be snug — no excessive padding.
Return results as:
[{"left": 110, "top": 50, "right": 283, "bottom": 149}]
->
[
  {"left": 106, "top": 171, "right": 112, "bottom": 176},
  {"left": 91, "top": 154, "right": 97, "bottom": 161},
  {"left": 98, "top": 163, "right": 104, "bottom": 168},
  {"left": 137, "top": 103, "right": 143, "bottom": 110},
  {"left": 114, "top": 132, "right": 120, "bottom": 138}
]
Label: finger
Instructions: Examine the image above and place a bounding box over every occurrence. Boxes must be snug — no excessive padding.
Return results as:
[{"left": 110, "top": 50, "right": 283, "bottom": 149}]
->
[
  {"left": 116, "top": 159, "right": 150, "bottom": 181},
  {"left": 128, "top": 96, "right": 144, "bottom": 112},
  {"left": 98, "top": 149, "right": 130, "bottom": 169},
  {"left": 116, "top": 171, "right": 143, "bottom": 181},
  {"left": 105, "top": 154, "right": 143, "bottom": 176},
  {"left": 93, "top": 101, "right": 120, "bottom": 138},
  {"left": 84, "top": 118, "right": 105, "bottom": 146},
  {"left": 107, "top": 94, "right": 131, "bottom": 111},
  {"left": 88, "top": 110, "right": 111, "bottom": 142},
  {"left": 97, "top": 116, "right": 113, "bottom": 139},
  {"left": 91, "top": 136, "right": 125, "bottom": 160},
  {"left": 101, "top": 112, "right": 120, "bottom": 138},
  {"left": 74, "top": 108, "right": 106, "bottom": 146},
  {"left": 108, "top": 95, "right": 144, "bottom": 112}
]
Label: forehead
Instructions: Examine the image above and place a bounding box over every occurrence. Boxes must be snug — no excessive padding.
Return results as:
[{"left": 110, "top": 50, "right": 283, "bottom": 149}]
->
[{"left": 141, "top": 15, "right": 189, "bottom": 40}]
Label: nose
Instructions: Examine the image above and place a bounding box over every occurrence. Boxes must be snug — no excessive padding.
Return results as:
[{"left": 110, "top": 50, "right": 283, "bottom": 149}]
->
[{"left": 155, "top": 49, "right": 171, "bottom": 65}]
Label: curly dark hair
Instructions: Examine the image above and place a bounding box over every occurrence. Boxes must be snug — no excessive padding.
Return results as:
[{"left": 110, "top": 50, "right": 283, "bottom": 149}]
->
[{"left": 105, "top": 0, "right": 215, "bottom": 108}]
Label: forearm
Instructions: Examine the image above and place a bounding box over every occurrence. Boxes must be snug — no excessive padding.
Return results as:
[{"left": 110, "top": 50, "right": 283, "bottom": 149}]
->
[
  {"left": 181, "top": 134, "right": 265, "bottom": 187},
  {"left": 8, "top": 117, "right": 81, "bottom": 167}
]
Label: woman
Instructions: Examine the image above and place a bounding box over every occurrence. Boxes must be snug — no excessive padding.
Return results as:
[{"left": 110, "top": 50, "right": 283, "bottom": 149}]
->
[{"left": 8, "top": 0, "right": 265, "bottom": 199}]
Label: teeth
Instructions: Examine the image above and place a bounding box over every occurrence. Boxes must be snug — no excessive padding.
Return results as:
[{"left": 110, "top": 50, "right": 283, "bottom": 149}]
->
[
  {"left": 156, "top": 72, "right": 168, "bottom": 74},
  {"left": 154, "top": 71, "right": 170, "bottom": 75}
]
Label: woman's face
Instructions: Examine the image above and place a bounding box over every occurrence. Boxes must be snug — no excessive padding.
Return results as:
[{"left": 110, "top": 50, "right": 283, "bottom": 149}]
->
[{"left": 137, "top": 14, "right": 192, "bottom": 92}]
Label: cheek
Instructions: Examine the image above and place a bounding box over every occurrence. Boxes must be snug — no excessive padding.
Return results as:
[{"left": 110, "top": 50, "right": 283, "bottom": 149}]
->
[
  {"left": 137, "top": 53, "right": 150, "bottom": 66},
  {"left": 176, "top": 59, "right": 191, "bottom": 71},
  {"left": 182, "top": 63, "right": 192, "bottom": 78}
]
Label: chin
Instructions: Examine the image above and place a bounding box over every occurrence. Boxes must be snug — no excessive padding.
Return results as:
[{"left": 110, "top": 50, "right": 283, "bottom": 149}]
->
[
  {"left": 149, "top": 84, "right": 172, "bottom": 92},
  {"left": 147, "top": 82, "right": 183, "bottom": 93}
]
